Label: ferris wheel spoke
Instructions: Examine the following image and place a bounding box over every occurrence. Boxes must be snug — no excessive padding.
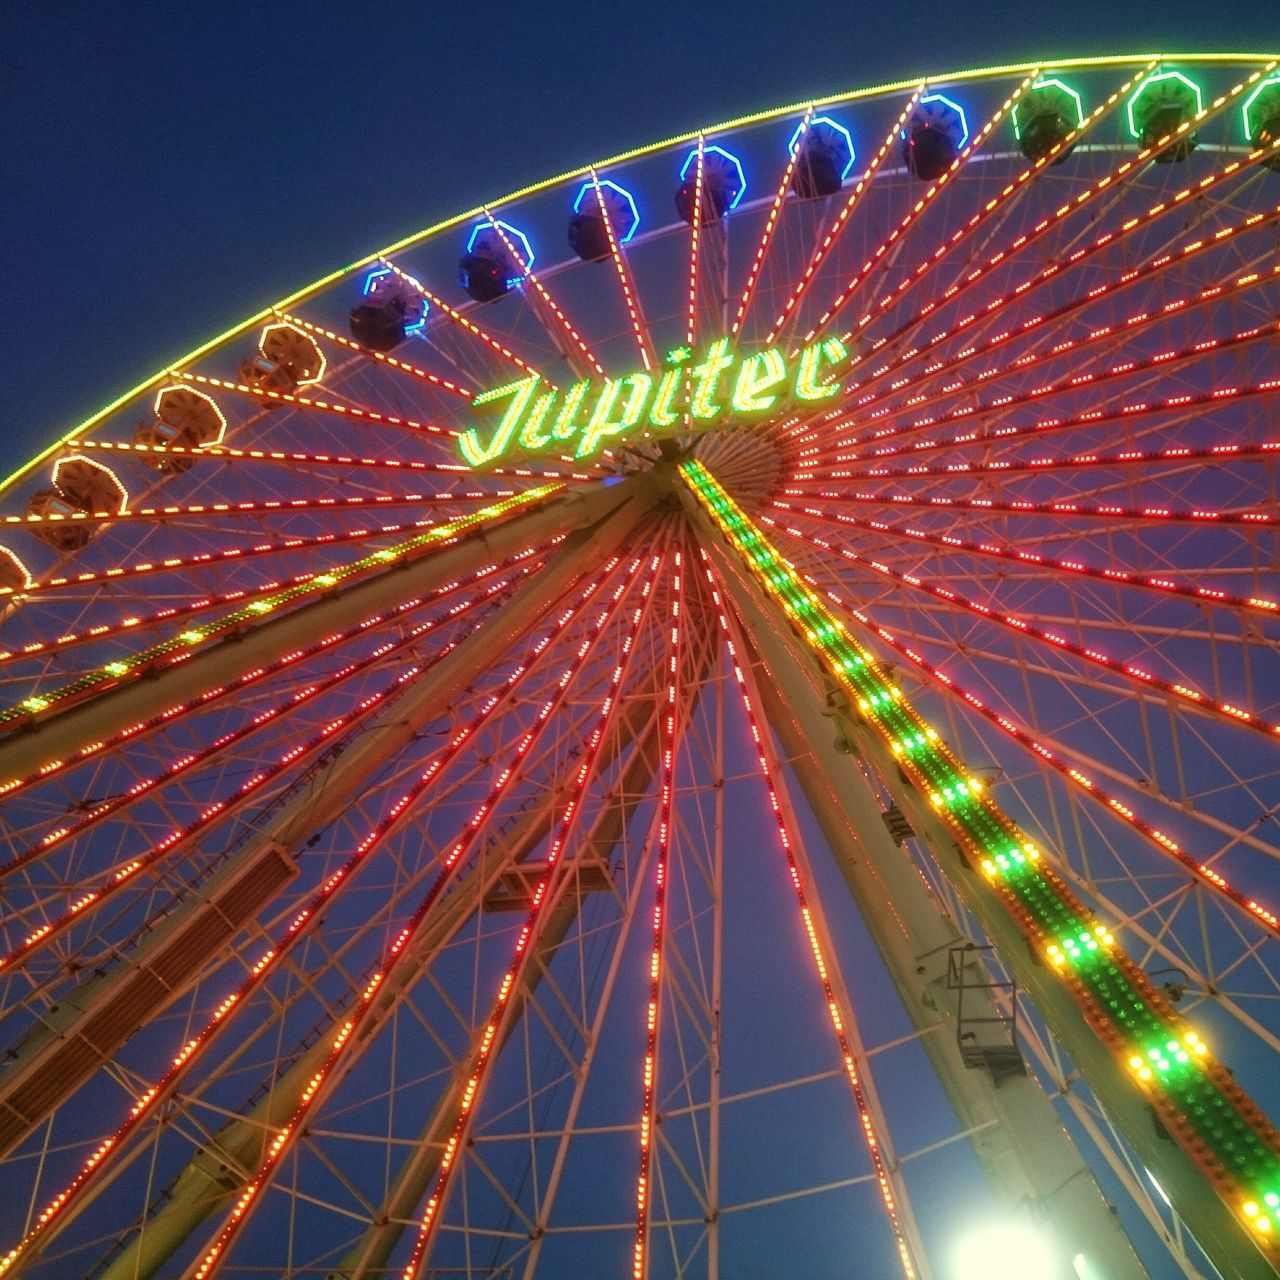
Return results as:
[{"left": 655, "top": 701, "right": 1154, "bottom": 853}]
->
[
  {"left": 67, "top": 436, "right": 584, "bottom": 483},
  {"left": 269, "top": 310, "right": 479, "bottom": 399},
  {"left": 730, "top": 107, "right": 812, "bottom": 339},
  {"left": 765, "top": 88, "right": 925, "bottom": 344},
  {"left": 766, "top": 500, "right": 1280, "bottom": 618},
  {"left": 588, "top": 168, "right": 657, "bottom": 373},
  {"left": 481, "top": 208, "right": 606, "bottom": 380},
  {"left": 807, "top": 251, "right": 1280, "bottom": 449},
  {"left": 0, "top": 547, "right": 545, "bottom": 807}
]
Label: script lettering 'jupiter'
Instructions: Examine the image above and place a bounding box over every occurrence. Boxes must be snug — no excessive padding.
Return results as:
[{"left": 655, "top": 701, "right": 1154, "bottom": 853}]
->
[{"left": 457, "top": 336, "right": 850, "bottom": 467}]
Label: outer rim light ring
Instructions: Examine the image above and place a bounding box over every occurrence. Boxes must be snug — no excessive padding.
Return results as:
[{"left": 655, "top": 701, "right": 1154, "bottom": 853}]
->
[{"left": 7, "top": 51, "right": 1276, "bottom": 497}]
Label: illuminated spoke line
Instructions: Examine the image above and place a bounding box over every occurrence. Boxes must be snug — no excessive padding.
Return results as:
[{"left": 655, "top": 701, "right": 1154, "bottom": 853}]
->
[
  {"left": 804, "top": 257, "right": 1280, "bottom": 446},
  {"left": 765, "top": 501, "right": 1280, "bottom": 619},
  {"left": 0, "top": 518, "right": 485, "bottom": 602},
  {"left": 685, "top": 138, "right": 706, "bottom": 352},
  {"left": 765, "top": 513, "right": 1280, "bottom": 741},
  {"left": 790, "top": 322, "right": 1280, "bottom": 476},
  {"left": 731, "top": 107, "right": 812, "bottom": 338},
  {"left": 699, "top": 556, "right": 921, "bottom": 1279},
  {"left": 169, "top": 369, "right": 459, "bottom": 438},
  {"left": 0, "top": 563, "right": 540, "bottom": 884},
  {"left": 375, "top": 257, "right": 549, "bottom": 383},
  {"left": 824, "top": 67, "right": 1278, "bottom": 354},
  {"left": 0, "top": 486, "right": 561, "bottom": 729},
  {"left": 70, "top": 436, "right": 584, "bottom": 482},
  {"left": 482, "top": 208, "right": 606, "bottom": 379},
  {"left": 806, "top": 589, "right": 1280, "bottom": 939},
  {"left": 398, "top": 542, "right": 668, "bottom": 1280},
  {"left": 271, "top": 311, "right": 477, "bottom": 398},
  {"left": 806, "top": 62, "right": 1153, "bottom": 348},
  {"left": 6, "top": 487, "right": 530, "bottom": 535},
  {"left": 0, "top": 550, "right": 641, "bottom": 1274},
  {"left": 0, "top": 549, "right": 550, "bottom": 802},
  {"left": 798, "top": 71, "right": 1039, "bottom": 348},
  {"left": 681, "top": 458, "right": 1280, "bottom": 1262},
  {"left": 591, "top": 167, "right": 655, "bottom": 373},
  {"left": 765, "top": 88, "right": 924, "bottom": 343},
  {"left": 781, "top": 481, "right": 1276, "bottom": 529},
  {"left": 632, "top": 545, "right": 684, "bottom": 1280},
  {"left": 796, "top": 433, "right": 1280, "bottom": 487}
]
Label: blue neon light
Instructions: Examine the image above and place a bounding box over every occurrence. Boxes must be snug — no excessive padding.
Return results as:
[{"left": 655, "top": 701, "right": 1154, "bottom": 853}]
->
[
  {"left": 361, "top": 266, "right": 427, "bottom": 333},
  {"left": 466, "top": 219, "right": 536, "bottom": 278},
  {"left": 787, "top": 115, "right": 856, "bottom": 179},
  {"left": 572, "top": 179, "right": 640, "bottom": 242},
  {"left": 678, "top": 144, "right": 746, "bottom": 209},
  {"left": 918, "top": 93, "right": 970, "bottom": 148}
]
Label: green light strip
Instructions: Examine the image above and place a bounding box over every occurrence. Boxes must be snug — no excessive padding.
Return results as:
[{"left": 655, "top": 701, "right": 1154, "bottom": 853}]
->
[
  {"left": 2, "top": 484, "right": 561, "bottom": 727},
  {"left": 681, "top": 458, "right": 1280, "bottom": 1247}
]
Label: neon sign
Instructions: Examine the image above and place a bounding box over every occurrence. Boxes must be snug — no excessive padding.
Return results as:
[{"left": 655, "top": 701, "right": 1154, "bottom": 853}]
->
[{"left": 459, "top": 335, "right": 850, "bottom": 466}]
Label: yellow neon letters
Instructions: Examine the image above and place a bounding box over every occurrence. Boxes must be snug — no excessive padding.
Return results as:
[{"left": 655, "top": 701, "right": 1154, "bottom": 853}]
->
[{"left": 461, "top": 334, "right": 849, "bottom": 466}]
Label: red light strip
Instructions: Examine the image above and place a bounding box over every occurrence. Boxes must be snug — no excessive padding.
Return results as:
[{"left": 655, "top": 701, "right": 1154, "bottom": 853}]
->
[
  {"left": 827, "top": 69, "right": 1279, "bottom": 352},
  {"left": 811, "top": 593, "right": 1280, "bottom": 938},
  {"left": 686, "top": 138, "right": 705, "bottom": 350},
  {"left": 271, "top": 311, "right": 476, "bottom": 398},
  {"left": 169, "top": 369, "right": 458, "bottom": 437},
  {"left": 0, "top": 550, "right": 551, "bottom": 802},
  {"left": 0, "top": 517, "right": 498, "bottom": 601},
  {"left": 796, "top": 259, "right": 1280, "bottom": 449},
  {"left": 0, "top": 557, "right": 564, "bottom": 969},
  {"left": 792, "top": 323, "right": 1280, "bottom": 474},
  {"left": 375, "top": 257, "right": 548, "bottom": 383},
  {"left": 591, "top": 167, "right": 655, "bottom": 372},
  {"left": 783, "top": 483, "right": 1276, "bottom": 528},
  {"left": 765, "top": 88, "right": 924, "bottom": 344},
  {"left": 70, "top": 436, "right": 585, "bottom": 482},
  {"left": 0, "top": 564, "right": 540, "bottom": 880},
  {"left": 632, "top": 544, "right": 683, "bottom": 1280},
  {"left": 699, "top": 550, "right": 919, "bottom": 1279},
  {"left": 399, "top": 541, "right": 667, "bottom": 1280},
  {"left": 4, "top": 485, "right": 523, "bottom": 532},
  {"left": 763, "top": 514, "right": 1280, "bottom": 740},
  {"left": 803, "top": 62, "right": 1153, "bottom": 345},
  {"left": 800, "top": 71, "right": 1039, "bottom": 345},
  {"left": 0, "top": 553, "right": 636, "bottom": 1277},
  {"left": 731, "top": 108, "right": 812, "bottom": 338},
  {"left": 483, "top": 208, "right": 606, "bottom": 377},
  {"left": 766, "top": 500, "right": 1279, "bottom": 618}
]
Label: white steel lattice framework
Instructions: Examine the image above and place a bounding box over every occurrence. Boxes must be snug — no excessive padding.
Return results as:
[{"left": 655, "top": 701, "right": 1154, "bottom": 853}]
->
[{"left": 1, "top": 53, "right": 1280, "bottom": 1280}]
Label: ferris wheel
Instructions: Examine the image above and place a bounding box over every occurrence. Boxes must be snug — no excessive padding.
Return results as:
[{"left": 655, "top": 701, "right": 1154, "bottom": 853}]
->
[{"left": 2, "top": 51, "right": 1280, "bottom": 1280}]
